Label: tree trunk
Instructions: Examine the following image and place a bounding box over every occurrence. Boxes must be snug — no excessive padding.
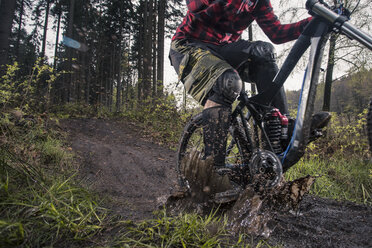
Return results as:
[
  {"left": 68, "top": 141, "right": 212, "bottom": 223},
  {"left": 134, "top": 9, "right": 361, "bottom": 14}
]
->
[
  {"left": 0, "top": 0, "right": 16, "bottom": 75},
  {"left": 41, "top": 0, "right": 51, "bottom": 58},
  {"left": 142, "top": 0, "right": 152, "bottom": 99},
  {"left": 116, "top": 1, "right": 124, "bottom": 112},
  {"left": 157, "top": 0, "right": 166, "bottom": 98},
  {"left": 152, "top": 0, "right": 157, "bottom": 98},
  {"left": 137, "top": 3, "right": 145, "bottom": 100},
  {"left": 323, "top": 34, "right": 337, "bottom": 111},
  {"left": 66, "top": 0, "right": 75, "bottom": 102},
  {"left": 15, "top": 0, "right": 25, "bottom": 60},
  {"left": 53, "top": 11, "right": 62, "bottom": 70}
]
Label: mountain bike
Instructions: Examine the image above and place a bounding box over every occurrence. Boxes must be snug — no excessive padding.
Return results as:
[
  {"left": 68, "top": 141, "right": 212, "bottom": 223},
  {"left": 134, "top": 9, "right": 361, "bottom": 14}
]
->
[{"left": 177, "top": 0, "right": 372, "bottom": 196}]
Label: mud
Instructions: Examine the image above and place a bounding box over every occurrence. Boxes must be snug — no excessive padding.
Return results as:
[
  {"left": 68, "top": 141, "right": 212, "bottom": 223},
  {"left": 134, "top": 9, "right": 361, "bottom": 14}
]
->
[{"left": 61, "top": 118, "right": 372, "bottom": 247}]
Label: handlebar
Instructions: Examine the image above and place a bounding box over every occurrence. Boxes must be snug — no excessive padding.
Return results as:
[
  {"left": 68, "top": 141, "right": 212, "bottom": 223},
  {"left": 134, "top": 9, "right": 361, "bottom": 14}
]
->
[{"left": 306, "top": 0, "right": 372, "bottom": 51}]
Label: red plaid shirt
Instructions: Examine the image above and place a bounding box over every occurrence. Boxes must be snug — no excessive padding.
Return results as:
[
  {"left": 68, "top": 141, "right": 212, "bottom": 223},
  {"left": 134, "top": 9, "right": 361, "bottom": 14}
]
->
[{"left": 172, "top": 0, "right": 312, "bottom": 45}]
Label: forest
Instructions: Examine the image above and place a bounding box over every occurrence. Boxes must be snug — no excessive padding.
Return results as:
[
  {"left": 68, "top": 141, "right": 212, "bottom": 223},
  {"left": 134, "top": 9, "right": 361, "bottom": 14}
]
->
[
  {"left": 0, "top": 0, "right": 371, "bottom": 113},
  {"left": 0, "top": 0, "right": 372, "bottom": 247},
  {"left": 0, "top": 0, "right": 184, "bottom": 112}
]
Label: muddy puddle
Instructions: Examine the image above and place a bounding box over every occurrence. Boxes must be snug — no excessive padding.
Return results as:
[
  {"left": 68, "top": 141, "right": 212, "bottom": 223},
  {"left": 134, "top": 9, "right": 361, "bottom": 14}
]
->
[
  {"left": 166, "top": 175, "right": 316, "bottom": 238},
  {"left": 166, "top": 149, "right": 316, "bottom": 238}
]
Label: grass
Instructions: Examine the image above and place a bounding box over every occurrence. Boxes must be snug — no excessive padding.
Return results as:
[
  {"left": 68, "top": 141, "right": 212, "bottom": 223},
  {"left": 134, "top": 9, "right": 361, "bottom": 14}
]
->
[
  {"left": 285, "top": 157, "right": 372, "bottom": 204},
  {"left": 0, "top": 110, "right": 261, "bottom": 247},
  {"left": 114, "top": 210, "right": 252, "bottom": 248},
  {"left": 1, "top": 105, "right": 370, "bottom": 247},
  {"left": 0, "top": 111, "right": 107, "bottom": 247}
]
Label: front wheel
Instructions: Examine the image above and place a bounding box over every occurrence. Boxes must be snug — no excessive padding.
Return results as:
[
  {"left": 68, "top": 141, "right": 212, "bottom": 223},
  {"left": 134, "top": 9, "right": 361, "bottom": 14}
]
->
[
  {"left": 368, "top": 98, "right": 372, "bottom": 153},
  {"left": 177, "top": 113, "right": 252, "bottom": 189}
]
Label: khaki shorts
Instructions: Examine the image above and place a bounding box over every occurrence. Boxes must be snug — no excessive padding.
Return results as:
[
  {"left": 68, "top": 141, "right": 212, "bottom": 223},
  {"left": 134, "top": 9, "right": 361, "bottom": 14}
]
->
[{"left": 169, "top": 40, "right": 233, "bottom": 105}]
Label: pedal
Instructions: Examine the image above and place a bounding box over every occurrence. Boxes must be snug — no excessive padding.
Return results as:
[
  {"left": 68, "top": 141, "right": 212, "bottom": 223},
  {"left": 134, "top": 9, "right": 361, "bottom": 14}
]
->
[
  {"left": 309, "top": 129, "right": 324, "bottom": 142},
  {"left": 214, "top": 167, "right": 233, "bottom": 176},
  {"left": 212, "top": 188, "right": 241, "bottom": 204}
]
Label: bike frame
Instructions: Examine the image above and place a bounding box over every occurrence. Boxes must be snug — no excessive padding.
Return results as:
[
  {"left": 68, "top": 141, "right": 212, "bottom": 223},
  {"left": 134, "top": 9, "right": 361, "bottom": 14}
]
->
[{"left": 231, "top": 0, "right": 372, "bottom": 171}]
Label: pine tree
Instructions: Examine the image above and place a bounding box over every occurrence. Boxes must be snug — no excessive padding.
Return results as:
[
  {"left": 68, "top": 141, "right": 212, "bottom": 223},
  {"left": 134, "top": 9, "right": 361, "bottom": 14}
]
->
[{"left": 0, "top": 0, "right": 17, "bottom": 75}]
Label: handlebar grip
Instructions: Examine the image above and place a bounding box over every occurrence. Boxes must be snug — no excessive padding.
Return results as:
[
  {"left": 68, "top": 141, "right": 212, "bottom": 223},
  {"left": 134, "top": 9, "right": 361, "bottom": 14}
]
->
[
  {"left": 340, "top": 22, "right": 372, "bottom": 51},
  {"left": 306, "top": 0, "right": 372, "bottom": 51}
]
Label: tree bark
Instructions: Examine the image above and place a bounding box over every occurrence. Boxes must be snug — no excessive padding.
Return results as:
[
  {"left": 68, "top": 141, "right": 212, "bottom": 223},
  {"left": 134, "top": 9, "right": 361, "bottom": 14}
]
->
[
  {"left": 116, "top": 0, "right": 124, "bottom": 112},
  {"left": 157, "top": 0, "right": 166, "bottom": 98},
  {"left": 0, "top": 0, "right": 17, "bottom": 75},
  {"left": 66, "top": 0, "right": 75, "bottom": 102},
  {"left": 41, "top": 0, "right": 51, "bottom": 58},
  {"left": 15, "top": 0, "right": 25, "bottom": 60},
  {"left": 143, "top": 0, "right": 152, "bottom": 99},
  {"left": 53, "top": 10, "right": 62, "bottom": 70},
  {"left": 152, "top": 0, "right": 157, "bottom": 98},
  {"left": 323, "top": 34, "right": 337, "bottom": 112}
]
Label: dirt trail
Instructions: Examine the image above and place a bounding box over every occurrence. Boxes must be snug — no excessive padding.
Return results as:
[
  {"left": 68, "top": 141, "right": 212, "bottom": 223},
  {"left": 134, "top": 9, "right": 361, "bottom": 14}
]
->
[
  {"left": 61, "top": 118, "right": 177, "bottom": 220},
  {"left": 61, "top": 118, "right": 372, "bottom": 247}
]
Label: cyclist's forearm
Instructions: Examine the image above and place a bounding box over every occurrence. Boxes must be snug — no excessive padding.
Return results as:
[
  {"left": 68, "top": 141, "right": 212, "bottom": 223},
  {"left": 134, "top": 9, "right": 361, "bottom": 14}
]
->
[{"left": 254, "top": 0, "right": 312, "bottom": 44}]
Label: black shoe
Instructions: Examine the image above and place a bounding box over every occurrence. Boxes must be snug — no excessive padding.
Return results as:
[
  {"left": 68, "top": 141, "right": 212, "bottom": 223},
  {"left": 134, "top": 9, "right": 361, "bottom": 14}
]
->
[
  {"left": 310, "top": 111, "right": 332, "bottom": 131},
  {"left": 309, "top": 111, "right": 331, "bottom": 142},
  {"left": 285, "top": 112, "right": 331, "bottom": 144}
]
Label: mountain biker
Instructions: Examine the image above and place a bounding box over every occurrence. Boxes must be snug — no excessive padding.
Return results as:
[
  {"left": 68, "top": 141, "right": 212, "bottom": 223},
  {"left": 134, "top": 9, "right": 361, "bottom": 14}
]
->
[{"left": 169, "top": 0, "right": 331, "bottom": 192}]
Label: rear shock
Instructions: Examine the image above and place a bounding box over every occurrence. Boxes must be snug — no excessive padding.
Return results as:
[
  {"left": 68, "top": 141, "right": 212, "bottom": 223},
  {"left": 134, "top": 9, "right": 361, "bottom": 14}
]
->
[{"left": 264, "top": 109, "right": 288, "bottom": 154}]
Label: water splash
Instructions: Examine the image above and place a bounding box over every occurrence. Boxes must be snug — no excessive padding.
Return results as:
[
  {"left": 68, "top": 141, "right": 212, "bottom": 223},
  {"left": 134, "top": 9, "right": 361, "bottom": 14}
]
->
[
  {"left": 228, "top": 175, "right": 316, "bottom": 237},
  {"left": 166, "top": 175, "right": 316, "bottom": 238}
]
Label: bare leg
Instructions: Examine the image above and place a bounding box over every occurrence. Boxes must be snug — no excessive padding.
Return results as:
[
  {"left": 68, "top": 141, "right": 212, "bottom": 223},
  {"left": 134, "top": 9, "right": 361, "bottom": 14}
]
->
[{"left": 204, "top": 99, "right": 221, "bottom": 109}]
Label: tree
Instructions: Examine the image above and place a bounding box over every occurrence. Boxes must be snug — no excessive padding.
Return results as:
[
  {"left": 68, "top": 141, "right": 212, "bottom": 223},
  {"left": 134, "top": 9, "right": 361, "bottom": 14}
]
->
[
  {"left": 0, "top": 0, "right": 17, "bottom": 75},
  {"left": 322, "top": 33, "right": 336, "bottom": 111},
  {"left": 320, "top": 0, "right": 372, "bottom": 111},
  {"left": 156, "top": 0, "right": 166, "bottom": 98},
  {"left": 41, "top": 0, "right": 51, "bottom": 58}
]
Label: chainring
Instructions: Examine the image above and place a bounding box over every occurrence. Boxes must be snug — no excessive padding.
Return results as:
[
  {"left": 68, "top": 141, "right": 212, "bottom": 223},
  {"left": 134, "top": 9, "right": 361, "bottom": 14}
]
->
[{"left": 249, "top": 150, "right": 283, "bottom": 188}]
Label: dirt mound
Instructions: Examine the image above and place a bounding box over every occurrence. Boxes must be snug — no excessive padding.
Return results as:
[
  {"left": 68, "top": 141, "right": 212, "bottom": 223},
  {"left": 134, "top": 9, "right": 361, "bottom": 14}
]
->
[{"left": 61, "top": 118, "right": 372, "bottom": 247}]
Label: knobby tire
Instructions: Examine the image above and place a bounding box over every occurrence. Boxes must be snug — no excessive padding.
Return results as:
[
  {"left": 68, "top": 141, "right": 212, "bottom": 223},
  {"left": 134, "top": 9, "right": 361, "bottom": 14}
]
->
[{"left": 177, "top": 113, "right": 251, "bottom": 188}]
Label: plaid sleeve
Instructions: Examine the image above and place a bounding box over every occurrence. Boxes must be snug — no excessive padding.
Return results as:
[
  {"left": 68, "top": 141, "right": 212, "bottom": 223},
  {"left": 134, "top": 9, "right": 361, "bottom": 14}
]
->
[
  {"left": 254, "top": 0, "right": 312, "bottom": 44},
  {"left": 186, "top": 0, "right": 236, "bottom": 23},
  {"left": 186, "top": 0, "right": 209, "bottom": 12}
]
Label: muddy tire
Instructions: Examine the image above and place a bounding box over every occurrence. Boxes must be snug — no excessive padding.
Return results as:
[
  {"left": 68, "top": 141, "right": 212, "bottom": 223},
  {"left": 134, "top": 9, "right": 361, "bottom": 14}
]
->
[
  {"left": 177, "top": 113, "right": 252, "bottom": 188},
  {"left": 368, "top": 98, "right": 372, "bottom": 153}
]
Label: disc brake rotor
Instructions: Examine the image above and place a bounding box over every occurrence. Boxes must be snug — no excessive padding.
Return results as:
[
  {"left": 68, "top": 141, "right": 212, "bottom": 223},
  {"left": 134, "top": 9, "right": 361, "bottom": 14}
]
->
[{"left": 249, "top": 150, "right": 283, "bottom": 188}]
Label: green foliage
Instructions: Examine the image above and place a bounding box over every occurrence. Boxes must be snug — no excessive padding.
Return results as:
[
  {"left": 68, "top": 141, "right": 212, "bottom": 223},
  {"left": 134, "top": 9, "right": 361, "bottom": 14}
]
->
[
  {"left": 0, "top": 58, "right": 62, "bottom": 112},
  {"left": 306, "top": 109, "right": 369, "bottom": 159},
  {"left": 285, "top": 108, "right": 372, "bottom": 204},
  {"left": 122, "top": 95, "right": 200, "bottom": 147},
  {"left": 285, "top": 158, "right": 372, "bottom": 205},
  {"left": 115, "top": 210, "right": 251, "bottom": 248},
  {"left": 50, "top": 102, "right": 114, "bottom": 119},
  {"left": 0, "top": 111, "right": 106, "bottom": 247}
]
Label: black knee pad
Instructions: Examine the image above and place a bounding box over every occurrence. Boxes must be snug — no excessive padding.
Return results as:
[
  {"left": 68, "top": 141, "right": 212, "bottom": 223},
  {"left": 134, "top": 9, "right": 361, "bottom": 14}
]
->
[
  {"left": 250, "top": 41, "right": 277, "bottom": 63},
  {"left": 208, "top": 69, "right": 242, "bottom": 106}
]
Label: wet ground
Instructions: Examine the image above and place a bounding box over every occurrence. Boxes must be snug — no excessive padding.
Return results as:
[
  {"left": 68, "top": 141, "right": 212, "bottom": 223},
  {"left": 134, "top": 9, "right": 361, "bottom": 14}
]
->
[{"left": 61, "top": 118, "right": 372, "bottom": 247}]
